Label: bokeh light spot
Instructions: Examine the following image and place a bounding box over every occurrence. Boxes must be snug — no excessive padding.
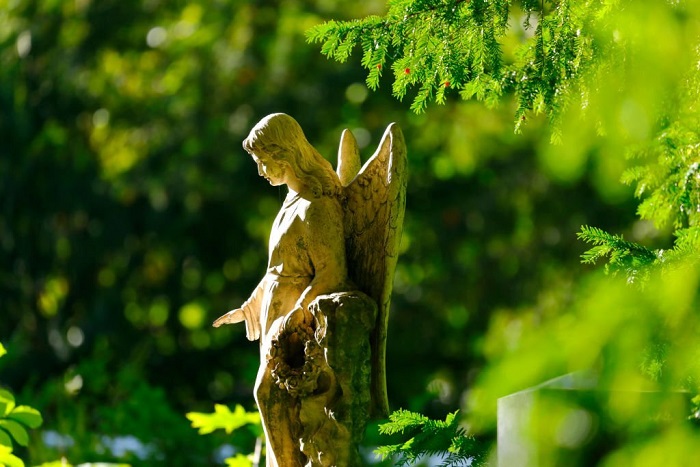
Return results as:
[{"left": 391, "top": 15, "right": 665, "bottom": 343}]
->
[
  {"left": 16, "top": 30, "right": 31, "bottom": 58},
  {"left": 345, "top": 83, "right": 368, "bottom": 104},
  {"left": 146, "top": 27, "right": 167, "bottom": 48},
  {"left": 179, "top": 301, "right": 206, "bottom": 329},
  {"left": 67, "top": 327, "right": 85, "bottom": 347}
]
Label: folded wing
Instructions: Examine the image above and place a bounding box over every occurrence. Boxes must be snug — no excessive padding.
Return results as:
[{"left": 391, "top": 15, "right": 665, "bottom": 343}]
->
[{"left": 341, "top": 123, "right": 407, "bottom": 418}]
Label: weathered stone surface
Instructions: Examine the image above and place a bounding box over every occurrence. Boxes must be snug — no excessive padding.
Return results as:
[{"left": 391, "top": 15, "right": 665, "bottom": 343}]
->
[
  {"left": 294, "top": 292, "right": 377, "bottom": 467},
  {"left": 212, "top": 114, "right": 406, "bottom": 466}
]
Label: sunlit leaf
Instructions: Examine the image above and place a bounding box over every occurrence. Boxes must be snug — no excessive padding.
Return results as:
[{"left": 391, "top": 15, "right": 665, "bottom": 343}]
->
[
  {"left": 0, "top": 389, "right": 15, "bottom": 417},
  {"left": 225, "top": 453, "right": 253, "bottom": 467},
  {"left": 186, "top": 404, "right": 260, "bottom": 435},
  {"left": 0, "top": 444, "right": 24, "bottom": 467},
  {"left": 8, "top": 406, "right": 43, "bottom": 429},
  {"left": 0, "top": 428, "right": 12, "bottom": 447},
  {"left": 0, "top": 420, "right": 29, "bottom": 446}
]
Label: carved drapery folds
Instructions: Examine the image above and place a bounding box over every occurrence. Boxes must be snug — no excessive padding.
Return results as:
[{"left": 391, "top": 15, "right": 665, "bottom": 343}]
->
[{"left": 213, "top": 114, "right": 406, "bottom": 466}]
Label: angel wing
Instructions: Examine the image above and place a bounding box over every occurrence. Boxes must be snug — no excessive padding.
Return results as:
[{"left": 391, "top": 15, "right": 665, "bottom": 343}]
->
[{"left": 339, "top": 123, "right": 407, "bottom": 418}]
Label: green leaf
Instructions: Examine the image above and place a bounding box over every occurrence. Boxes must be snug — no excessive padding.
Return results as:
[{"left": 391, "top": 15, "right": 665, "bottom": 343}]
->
[
  {"left": 0, "top": 343, "right": 6, "bottom": 358},
  {"left": 0, "top": 445, "right": 24, "bottom": 467},
  {"left": 0, "top": 420, "right": 29, "bottom": 447},
  {"left": 225, "top": 453, "right": 253, "bottom": 467},
  {"left": 186, "top": 404, "right": 260, "bottom": 435},
  {"left": 8, "top": 406, "right": 43, "bottom": 429},
  {"left": 0, "top": 389, "right": 16, "bottom": 417},
  {"left": 0, "top": 428, "right": 12, "bottom": 447}
]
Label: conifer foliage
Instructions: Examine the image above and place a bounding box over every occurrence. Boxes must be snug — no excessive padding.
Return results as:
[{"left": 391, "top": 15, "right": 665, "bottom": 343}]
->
[
  {"left": 307, "top": 0, "right": 599, "bottom": 126},
  {"left": 577, "top": 225, "right": 657, "bottom": 282},
  {"left": 375, "top": 409, "right": 486, "bottom": 466},
  {"left": 578, "top": 44, "right": 700, "bottom": 280}
]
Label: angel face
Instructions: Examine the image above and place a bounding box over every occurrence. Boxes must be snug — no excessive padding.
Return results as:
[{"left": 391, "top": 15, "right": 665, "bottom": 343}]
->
[{"left": 252, "top": 153, "right": 286, "bottom": 186}]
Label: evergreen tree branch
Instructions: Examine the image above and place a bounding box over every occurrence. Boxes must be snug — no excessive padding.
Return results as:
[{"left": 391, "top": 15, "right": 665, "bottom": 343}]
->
[
  {"left": 375, "top": 409, "right": 488, "bottom": 466},
  {"left": 577, "top": 225, "right": 659, "bottom": 282},
  {"left": 308, "top": 0, "right": 613, "bottom": 128}
]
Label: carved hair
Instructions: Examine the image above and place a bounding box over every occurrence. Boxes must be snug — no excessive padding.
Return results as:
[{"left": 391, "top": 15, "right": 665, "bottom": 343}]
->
[{"left": 243, "top": 113, "right": 341, "bottom": 199}]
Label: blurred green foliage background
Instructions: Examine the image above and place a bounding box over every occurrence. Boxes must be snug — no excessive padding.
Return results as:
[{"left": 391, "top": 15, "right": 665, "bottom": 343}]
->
[{"left": 1, "top": 0, "right": 697, "bottom": 465}]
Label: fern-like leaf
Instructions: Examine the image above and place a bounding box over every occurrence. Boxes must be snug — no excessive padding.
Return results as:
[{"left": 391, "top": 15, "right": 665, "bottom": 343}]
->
[
  {"left": 376, "top": 409, "right": 487, "bottom": 467},
  {"left": 578, "top": 225, "right": 659, "bottom": 283}
]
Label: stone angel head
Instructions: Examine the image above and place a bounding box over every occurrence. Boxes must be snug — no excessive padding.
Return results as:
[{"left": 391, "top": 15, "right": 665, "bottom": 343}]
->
[{"left": 242, "top": 113, "right": 341, "bottom": 199}]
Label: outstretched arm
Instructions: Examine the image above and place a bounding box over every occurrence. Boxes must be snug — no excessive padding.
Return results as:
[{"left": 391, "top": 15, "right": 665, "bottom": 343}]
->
[{"left": 213, "top": 280, "right": 264, "bottom": 341}]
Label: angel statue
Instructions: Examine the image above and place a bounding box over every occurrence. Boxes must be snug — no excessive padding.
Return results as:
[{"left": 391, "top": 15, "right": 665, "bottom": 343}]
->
[{"left": 213, "top": 113, "right": 406, "bottom": 466}]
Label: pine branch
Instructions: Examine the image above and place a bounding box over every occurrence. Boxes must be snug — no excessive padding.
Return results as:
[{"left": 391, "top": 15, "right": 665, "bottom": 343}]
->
[
  {"left": 377, "top": 409, "right": 429, "bottom": 435},
  {"left": 307, "top": 0, "right": 610, "bottom": 131},
  {"left": 307, "top": 0, "right": 515, "bottom": 115},
  {"left": 577, "top": 225, "right": 658, "bottom": 282},
  {"left": 660, "top": 227, "right": 700, "bottom": 268},
  {"left": 375, "top": 409, "right": 488, "bottom": 467}
]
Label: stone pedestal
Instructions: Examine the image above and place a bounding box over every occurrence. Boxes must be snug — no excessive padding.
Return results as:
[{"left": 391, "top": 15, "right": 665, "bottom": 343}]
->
[
  {"left": 497, "top": 372, "right": 689, "bottom": 466},
  {"left": 267, "top": 291, "right": 377, "bottom": 466},
  {"left": 302, "top": 291, "right": 377, "bottom": 467}
]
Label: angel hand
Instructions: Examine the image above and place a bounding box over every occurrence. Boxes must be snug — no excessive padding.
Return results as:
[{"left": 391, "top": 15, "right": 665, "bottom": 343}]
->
[
  {"left": 213, "top": 308, "right": 261, "bottom": 341},
  {"left": 212, "top": 308, "right": 246, "bottom": 327}
]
